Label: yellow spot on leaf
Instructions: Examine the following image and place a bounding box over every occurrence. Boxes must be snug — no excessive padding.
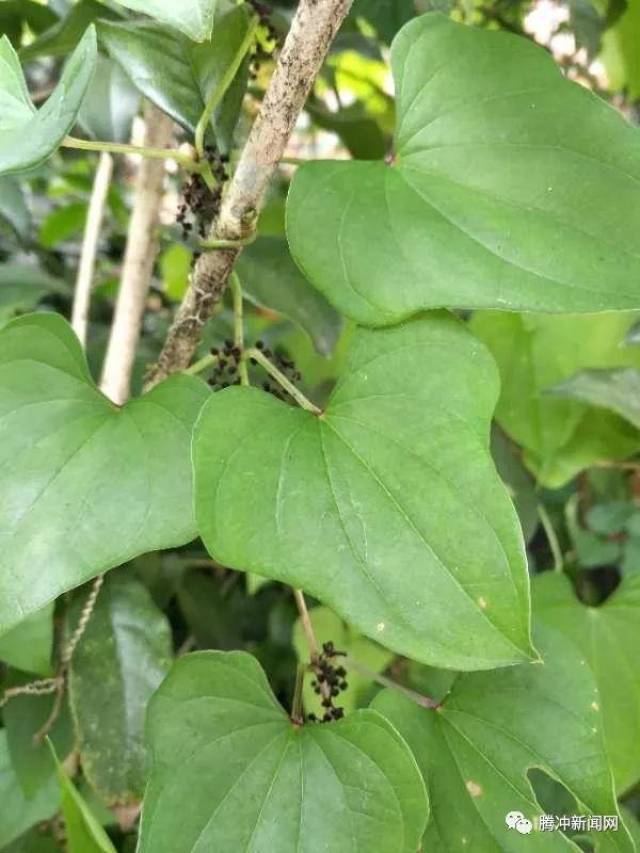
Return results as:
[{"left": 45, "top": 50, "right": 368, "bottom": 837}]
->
[{"left": 466, "top": 780, "right": 483, "bottom": 798}]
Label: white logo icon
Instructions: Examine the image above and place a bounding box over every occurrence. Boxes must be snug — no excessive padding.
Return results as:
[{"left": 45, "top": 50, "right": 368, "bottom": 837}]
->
[{"left": 506, "top": 811, "right": 533, "bottom": 834}]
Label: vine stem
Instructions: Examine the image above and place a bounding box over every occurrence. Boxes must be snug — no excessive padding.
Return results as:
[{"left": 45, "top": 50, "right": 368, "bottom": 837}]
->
[
  {"left": 231, "top": 272, "right": 249, "bottom": 386},
  {"left": 291, "top": 663, "right": 306, "bottom": 725},
  {"left": 185, "top": 352, "right": 219, "bottom": 375},
  {"left": 245, "top": 348, "right": 322, "bottom": 415},
  {"left": 194, "top": 14, "right": 260, "bottom": 159},
  {"left": 293, "top": 589, "right": 319, "bottom": 661},
  {"left": 537, "top": 502, "right": 563, "bottom": 572},
  {"left": 342, "top": 656, "right": 441, "bottom": 710},
  {"left": 145, "top": 0, "right": 354, "bottom": 387},
  {"left": 71, "top": 151, "right": 113, "bottom": 347},
  {"left": 62, "top": 135, "right": 202, "bottom": 172}
]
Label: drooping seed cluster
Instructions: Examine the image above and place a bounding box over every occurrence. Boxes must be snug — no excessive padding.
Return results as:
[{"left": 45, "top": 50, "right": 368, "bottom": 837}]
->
[
  {"left": 177, "top": 145, "right": 229, "bottom": 240},
  {"left": 307, "top": 642, "right": 348, "bottom": 724},
  {"left": 250, "top": 340, "right": 303, "bottom": 405},
  {"left": 208, "top": 340, "right": 243, "bottom": 390}
]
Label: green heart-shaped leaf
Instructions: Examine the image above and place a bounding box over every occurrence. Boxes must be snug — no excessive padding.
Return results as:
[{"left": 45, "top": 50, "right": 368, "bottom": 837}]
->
[
  {"left": 111, "top": 0, "right": 217, "bottom": 42},
  {"left": 0, "top": 313, "right": 209, "bottom": 634},
  {"left": 373, "top": 625, "right": 634, "bottom": 852},
  {"left": 534, "top": 572, "right": 640, "bottom": 795},
  {"left": 194, "top": 313, "right": 533, "bottom": 669},
  {"left": 287, "top": 13, "right": 640, "bottom": 324},
  {"left": 0, "top": 603, "right": 54, "bottom": 676},
  {"left": 138, "top": 651, "right": 428, "bottom": 852},
  {"left": 0, "top": 26, "right": 97, "bottom": 177}
]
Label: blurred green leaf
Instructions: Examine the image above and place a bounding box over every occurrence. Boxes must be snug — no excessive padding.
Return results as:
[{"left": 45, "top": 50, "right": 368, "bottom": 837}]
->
[
  {"left": 0, "top": 178, "right": 30, "bottom": 240},
  {"left": 78, "top": 56, "right": 140, "bottom": 143},
  {"left": 236, "top": 237, "right": 342, "bottom": 356},
  {"left": 470, "top": 312, "right": 640, "bottom": 487},
  {"left": 351, "top": 0, "right": 417, "bottom": 43},
  {"left": 19, "top": 0, "right": 120, "bottom": 60},
  {"left": 160, "top": 243, "right": 192, "bottom": 302},
  {"left": 490, "top": 426, "right": 539, "bottom": 543},
  {"left": 0, "top": 604, "right": 54, "bottom": 676},
  {"left": 586, "top": 500, "right": 635, "bottom": 535},
  {"left": 39, "top": 202, "right": 87, "bottom": 248},
  {"left": 4, "top": 681, "right": 74, "bottom": 799},
  {"left": 0, "top": 27, "right": 98, "bottom": 177},
  {"left": 552, "top": 367, "right": 640, "bottom": 431},
  {"left": 0, "top": 732, "right": 58, "bottom": 849},
  {"left": 0, "top": 264, "right": 68, "bottom": 325},
  {"left": 68, "top": 573, "right": 173, "bottom": 804}
]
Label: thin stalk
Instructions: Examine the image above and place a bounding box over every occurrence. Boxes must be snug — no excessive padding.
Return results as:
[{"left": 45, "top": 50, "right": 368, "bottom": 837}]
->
[
  {"left": 538, "top": 502, "right": 563, "bottom": 572},
  {"left": 63, "top": 136, "right": 202, "bottom": 172},
  {"left": 280, "top": 156, "right": 307, "bottom": 166},
  {"left": 291, "top": 663, "right": 306, "bottom": 725},
  {"left": 230, "top": 272, "right": 249, "bottom": 385},
  {"left": 199, "top": 233, "right": 257, "bottom": 250},
  {"left": 185, "top": 353, "right": 219, "bottom": 375},
  {"left": 194, "top": 15, "right": 260, "bottom": 158},
  {"left": 246, "top": 348, "right": 322, "bottom": 415},
  {"left": 343, "top": 656, "right": 441, "bottom": 710},
  {"left": 293, "top": 589, "right": 319, "bottom": 661}
]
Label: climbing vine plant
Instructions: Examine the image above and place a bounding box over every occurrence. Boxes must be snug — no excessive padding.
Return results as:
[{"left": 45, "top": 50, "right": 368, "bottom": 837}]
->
[{"left": 1, "top": 0, "right": 640, "bottom": 850}]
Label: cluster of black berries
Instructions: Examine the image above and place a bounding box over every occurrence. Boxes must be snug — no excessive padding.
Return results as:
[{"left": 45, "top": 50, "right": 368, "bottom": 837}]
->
[
  {"left": 176, "top": 145, "right": 229, "bottom": 240},
  {"left": 208, "top": 339, "right": 243, "bottom": 391},
  {"left": 250, "top": 340, "right": 302, "bottom": 404},
  {"left": 307, "top": 642, "right": 348, "bottom": 724}
]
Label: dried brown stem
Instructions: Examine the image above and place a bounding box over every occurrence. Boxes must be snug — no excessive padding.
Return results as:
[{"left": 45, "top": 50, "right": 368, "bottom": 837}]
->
[
  {"left": 100, "top": 103, "right": 174, "bottom": 404},
  {"left": 145, "top": 0, "right": 354, "bottom": 387}
]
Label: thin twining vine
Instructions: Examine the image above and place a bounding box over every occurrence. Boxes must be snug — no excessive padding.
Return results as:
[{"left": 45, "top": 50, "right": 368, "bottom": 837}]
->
[{"left": 0, "top": 575, "right": 104, "bottom": 742}]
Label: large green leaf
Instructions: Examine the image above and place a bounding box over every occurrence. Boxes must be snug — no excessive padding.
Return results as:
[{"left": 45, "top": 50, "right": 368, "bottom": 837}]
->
[
  {"left": 68, "top": 573, "right": 173, "bottom": 804},
  {"left": 0, "top": 27, "right": 97, "bottom": 177},
  {"left": 49, "top": 743, "right": 117, "bottom": 853},
  {"left": 138, "top": 651, "right": 428, "bottom": 852},
  {"left": 534, "top": 571, "right": 640, "bottom": 795},
  {"left": 194, "top": 312, "right": 533, "bottom": 670},
  {"left": 373, "top": 625, "right": 634, "bottom": 852},
  {"left": 111, "top": 0, "right": 217, "bottom": 42},
  {"left": 470, "top": 312, "right": 640, "bottom": 487},
  {"left": 292, "top": 606, "right": 394, "bottom": 714},
  {"left": 287, "top": 13, "right": 640, "bottom": 325},
  {"left": 0, "top": 603, "right": 54, "bottom": 675},
  {"left": 99, "top": 3, "right": 250, "bottom": 147},
  {"left": 551, "top": 368, "right": 640, "bottom": 431},
  {"left": 0, "top": 312, "right": 209, "bottom": 634},
  {"left": 0, "top": 732, "right": 58, "bottom": 849},
  {"left": 236, "top": 237, "right": 342, "bottom": 357}
]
